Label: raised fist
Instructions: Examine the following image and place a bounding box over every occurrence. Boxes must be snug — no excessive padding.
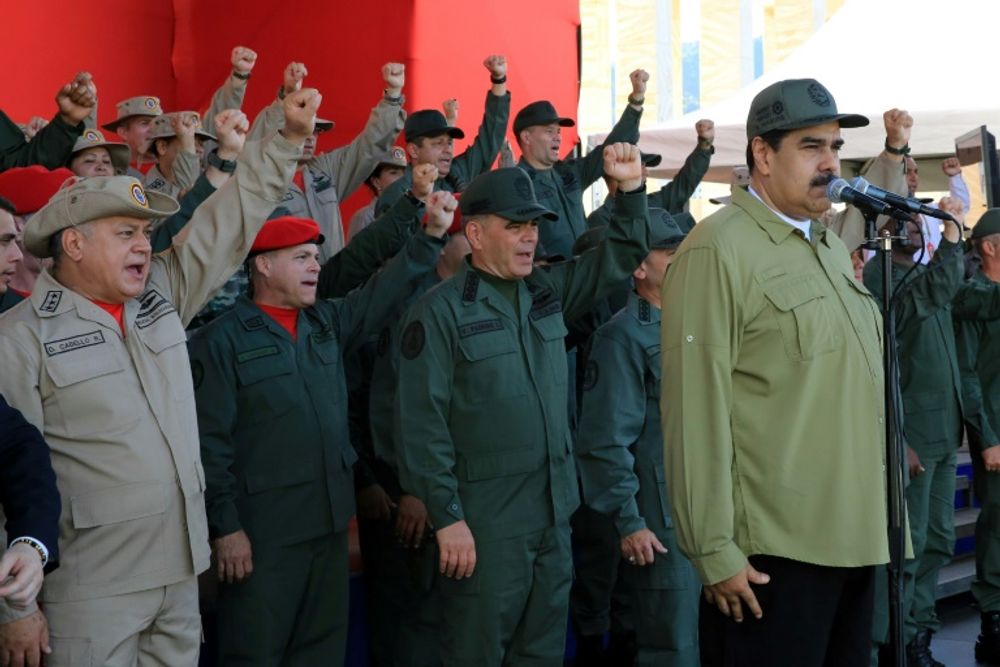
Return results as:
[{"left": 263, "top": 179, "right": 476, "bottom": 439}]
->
[
  {"left": 603, "top": 142, "right": 643, "bottom": 192},
  {"left": 22, "top": 116, "right": 48, "bottom": 140},
  {"left": 214, "top": 109, "right": 250, "bottom": 159},
  {"left": 283, "top": 62, "right": 308, "bottom": 97},
  {"left": 483, "top": 55, "right": 507, "bottom": 79},
  {"left": 281, "top": 88, "right": 322, "bottom": 144},
  {"left": 442, "top": 98, "right": 459, "bottom": 127},
  {"left": 941, "top": 157, "right": 962, "bottom": 177},
  {"left": 883, "top": 108, "right": 913, "bottom": 151},
  {"left": 411, "top": 164, "right": 440, "bottom": 201},
  {"left": 424, "top": 191, "right": 458, "bottom": 238},
  {"left": 629, "top": 69, "right": 650, "bottom": 99},
  {"left": 171, "top": 112, "right": 200, "bottom": 153},
  {"left": 498, "top": 139, "right": 515, "bottom": 168},
  {"left": 938, "top": 195, "right": 965, "bottom": 223},
  {"left": 383, "top": 63, "right": 405, "bottom": 95},
  {"left": 696, "top": 119, "right": 715, "bottom": 147},
  {"left": 232, "top": 46, "right": 258, "bottom": 76},
  {"left": 56, "top": 71, "right": 97, "bottom": 125}
]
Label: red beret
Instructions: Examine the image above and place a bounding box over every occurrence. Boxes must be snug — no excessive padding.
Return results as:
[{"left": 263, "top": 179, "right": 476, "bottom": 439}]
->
[
  {"left": 250, "top": 216, "right": 325, "bottom": 254},
  {"left": 0, "top": 166, "right": 75, "bottom": 215}
]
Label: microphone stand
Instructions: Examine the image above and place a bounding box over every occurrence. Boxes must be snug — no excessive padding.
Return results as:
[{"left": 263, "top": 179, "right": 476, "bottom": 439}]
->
[{"left": 863, "top": 207, "right": 910, "bottom": 667}]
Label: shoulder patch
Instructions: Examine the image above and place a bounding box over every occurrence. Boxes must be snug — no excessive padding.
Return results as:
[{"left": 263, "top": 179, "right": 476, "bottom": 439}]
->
[
  {"left": 191, "top": 360, "right": 204, "bottom": 389},
  {"left": 459, "top": 318, "right": 503, "bottom": 338},
  {"left": 583, "top": 360, "right": 599, "bottom": 391},
  {"left": 39, "top": 290, "right": 62, "bottom": 313},
  {"left": 401, "top": 321, "right": 426, "bottom": 360},
  {"left": 237, "top": 346, "right": 280, "bottom": 364}
]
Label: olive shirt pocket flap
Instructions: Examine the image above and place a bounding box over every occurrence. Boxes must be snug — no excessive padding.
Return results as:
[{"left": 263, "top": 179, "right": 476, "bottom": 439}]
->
[
  {"left": 245, "top": 465, "right": 318, "bottom": 494},
  {"left": 71, "top": 483, "right": 167, "bottom": 529},
  {"left": 458, "top": 332, "right": 518, "bottom": 362},
  {"left": 762, "top": 278, "right": 824, "bottom": 312},
  {"left": 465, "top": 448, "right": 542, "bottom": 481}
]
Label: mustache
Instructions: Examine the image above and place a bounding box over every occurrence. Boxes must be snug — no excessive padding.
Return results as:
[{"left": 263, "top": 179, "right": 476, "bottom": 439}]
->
[{"left": 811, "top": 173, "right": 837, "bottom": 188}]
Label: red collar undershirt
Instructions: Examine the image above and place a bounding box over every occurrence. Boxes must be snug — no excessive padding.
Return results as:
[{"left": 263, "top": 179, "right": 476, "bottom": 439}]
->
[
  {"left": 90, "top": 299, "right": 126, "bottom": 335},
  {"left": 257, "top": 303, "right": 300, "bottom": 340}
]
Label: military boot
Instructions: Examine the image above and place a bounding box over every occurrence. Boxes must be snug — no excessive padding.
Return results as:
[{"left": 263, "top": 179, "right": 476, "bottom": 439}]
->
[
  {"left": 977, "top": 611, "right": 1000, "bottom": 665},
  {"left": 905, "top": 628, "right": 944, "bottom": 667}
]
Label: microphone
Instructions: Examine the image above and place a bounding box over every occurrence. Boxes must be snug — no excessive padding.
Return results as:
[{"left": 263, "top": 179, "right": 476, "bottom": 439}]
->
[
  {"left": 827, "top": 178, "right": 899, "bottom": 216},
  {"left": 850, "top": 176, "right": 955, "bottom": 222}
]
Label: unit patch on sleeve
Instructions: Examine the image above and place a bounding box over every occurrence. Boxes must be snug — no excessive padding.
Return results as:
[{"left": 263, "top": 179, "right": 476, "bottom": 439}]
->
[
  {"left": 136, "top": 289, "right": 176, "bottom": 329},
  {"left": 401, "top": 321, "right": 426, "bottom": 360}
]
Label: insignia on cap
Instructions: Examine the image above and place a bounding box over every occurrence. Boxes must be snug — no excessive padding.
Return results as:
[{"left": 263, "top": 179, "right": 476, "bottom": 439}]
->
[
  {"left": 83, "top": 129, "right": 102, "bottom": 142},
  {"left": 392, "top": 147, "right": 405, "bottom": 160},
  {"left": 130, "top": 182, "right": 149, "bottom": 208},
  {"left": 144, "top": 97, "right": 158, "bottom": 109},
  {"left": 514, "top": 175, "right": 533, "bottom": 200},
  {"left": 771, "top": 101, "right": 784, "bottom": 116},
  {"left": 807, "top": 83, "right": 831, "bottom": 108}
]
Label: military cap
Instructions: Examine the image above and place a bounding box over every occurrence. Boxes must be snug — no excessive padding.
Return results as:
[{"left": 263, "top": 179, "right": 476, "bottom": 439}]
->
[
  {"left": 101, "top": 96, "right": 163, "bottom": 132},
  {"left": 314, "top": 117, "right": 335, "bottom": 133},
  {"left": 972, "top": 209, "right": 1000, "bottom": 240},
  {"left": 24, "top": 176, "right": 180, "bottom": 258},
  {"left": 0, "top": 166, "right": 75, "bottom": 216},
  {"left": 709, "top": 166, "right": 752, "bottom": 205},
  {"left": 513, "top": 101, "right": 575, "bottom": 136},
  {"left": 404, "top": 110, "right": 464, "bottom": 143},
  {"left": 459, "top": 167, "right": 557, "bottom": 223},
  {"left": 149, "top": 112, "right": 217, "bottom": 142},
  {"left": 641, "top": 152, "right": 662, "bottom": 167},
  {"left": 250, "top": 216, "right": 326, "bottom": 254},
  {"left": 746, "top": 79, "right": 868, "bottom": 140},
  {"left": 69, "top": 129, "right": 131, "bottom": 175},
  {"left": 378, "top": 146, "right": 408, "bottom": 169},
  {"left": 572, "top": 208, "right": 685, "bottom": 255}
]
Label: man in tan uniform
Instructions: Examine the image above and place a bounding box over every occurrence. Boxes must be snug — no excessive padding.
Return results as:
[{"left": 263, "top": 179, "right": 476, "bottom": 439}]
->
[
  {"left": 144, "top": 112, "right": 215, "bottom": 199},
  {"left": 0, "top": 89, "right": 321, "bottom": 666}
]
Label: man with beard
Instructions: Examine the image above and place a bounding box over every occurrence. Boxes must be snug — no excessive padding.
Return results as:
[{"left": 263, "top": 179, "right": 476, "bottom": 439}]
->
[{"left": 0, "top": 89, "right": 320, "bottom": 666}]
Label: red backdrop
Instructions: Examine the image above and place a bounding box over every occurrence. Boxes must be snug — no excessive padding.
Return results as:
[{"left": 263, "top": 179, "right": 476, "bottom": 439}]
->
[{"left": 1, "top": 0, "right": 580, "bottom": 222}]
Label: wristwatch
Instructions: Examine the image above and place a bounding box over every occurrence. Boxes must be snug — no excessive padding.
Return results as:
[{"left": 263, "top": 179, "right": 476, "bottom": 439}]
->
[{"left": 207, "top": 148, "right": 238, "bottom": 174}]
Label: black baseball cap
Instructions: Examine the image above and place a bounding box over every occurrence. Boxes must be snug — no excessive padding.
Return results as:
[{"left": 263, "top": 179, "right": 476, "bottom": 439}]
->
[
  {"left": 513, "top": 101, "right": 575, "bottom": 136},
  {"left": 404, "top": 110, "right": 464, "bottom": 143},
  {"left": 972, "top": 209, "right": 1000, "bottom": 240},
  {"left": 459, "top": 168, "right": 557, "bottom": 222},
  {"left": 641, "top": 152, "right": 662, "bottom": 167}
]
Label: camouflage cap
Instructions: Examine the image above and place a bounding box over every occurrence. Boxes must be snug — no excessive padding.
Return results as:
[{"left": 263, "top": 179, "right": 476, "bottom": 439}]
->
[
  {"left": 972, "top": 209, "right": 1000, "bottom": 240},
  {"left": 69, "top": 129, "right": 131, "bottom": 174},
  {"left": 459, "top": 167, "right": 557, "bottom": 223},
  {"left": 24, "top": 176, "right": 180, "bottom": 257},
  {"left": 572, "top": 208, "right": 685, "bottom": 255},
  {"left": 101, "top": 96, "right": 163, "bottom": 132},
  {"left": 149, "top": 112, "right": 217, "bottom": 142},
  {"left": 746, "top": 79, "right": 868, "bottom": 140}
]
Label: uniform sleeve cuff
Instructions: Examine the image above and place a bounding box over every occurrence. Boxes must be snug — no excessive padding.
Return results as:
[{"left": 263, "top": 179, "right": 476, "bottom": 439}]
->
[
  {"left": 429, "top": 493, "right": 464, "bottom": 530},
  {"left": 690, "top": 541, "right": 748, "bottom": 585},
  {"left": 615, "top": 513, "right": 647, "bottom": 538},
  {"left": 209, "top": 503, "right": 242, "bottom": 539}
]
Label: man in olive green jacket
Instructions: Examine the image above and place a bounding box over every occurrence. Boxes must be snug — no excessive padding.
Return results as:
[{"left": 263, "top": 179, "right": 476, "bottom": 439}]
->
[
  {"left": 661, "top": 79, "right": 902, "bottom": 665},
  {"left": 189, "top": 197, "right": 450, "bottom": 665},
  {"left": 576, "top": 210, "right": 700, "bottom": 666},
  {"left": 395, "top": 144, "right": 650, "bottom": 666}
]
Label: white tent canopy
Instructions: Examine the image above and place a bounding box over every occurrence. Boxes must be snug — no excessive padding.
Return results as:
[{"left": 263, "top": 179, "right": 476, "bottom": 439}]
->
[{"left": 589, "top": 0, "right": 1000, "bottom": 182}]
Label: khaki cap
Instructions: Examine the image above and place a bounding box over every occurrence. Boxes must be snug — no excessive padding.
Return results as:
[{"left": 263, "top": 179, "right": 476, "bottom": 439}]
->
[
  {"left": 101, "top": 96, "right": 163, "bottom": 132},
  {"left": 149, "top": 112, "right": 217, "bottom": 142},
  {"left": 24, "top": 176, "right": 180, "bottom": 258},
  {"left": 69, "top": 129, "right": 131, "bottom": 174}
]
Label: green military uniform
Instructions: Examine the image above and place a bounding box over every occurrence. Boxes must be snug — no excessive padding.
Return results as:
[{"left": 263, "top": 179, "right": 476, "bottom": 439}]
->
[
  {"left": 0, "top": 288, "right": 24, "bottom": 314},
  {"left": 0, "top": 109, "right": 84, "bottom": 172},
  {"left": 517, "top": 104, "right": 641, "bottom": 260},
  {"left": 396, "top": 168, "right": 651, "bottom": 666},
  {"left": 586, "top": 145, "right": 712, "bottom": 230},
  {"left": 863, "top": 237, "right": 965, "bottom": 646},
  {"left": 376, "top": 91, "right": 511, "bottom": 214},
  {"left": 577, "top": 239, "right": 700, "bottom": 666},
  {"left": 189, "top": 227, "right": 444, "bottom": 665}
]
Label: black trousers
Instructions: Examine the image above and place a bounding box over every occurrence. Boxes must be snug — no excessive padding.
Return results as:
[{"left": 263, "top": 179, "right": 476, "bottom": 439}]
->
[{"left": 700, "top": 555, "right": 875, "bottom": 667}]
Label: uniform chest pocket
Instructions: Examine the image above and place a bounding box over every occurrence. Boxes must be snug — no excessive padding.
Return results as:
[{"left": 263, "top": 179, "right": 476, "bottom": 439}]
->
[
  {"left": 46, "top": 349, "right": 138, "bottom": 438},
  {"left": 457, "top": 329, "right": 526, "bottom": 402},
  {"left": 530, "top": 315, "right": 569, "bottom": 385},
  {"left": 762, "top": 276, "right": 843, "bottom": 361},
  {"left": 136, "top": 315, "right": 190, "bottom": 400},
  {"left": 236, "top": 354, "right": 295, "bottom": 420}
]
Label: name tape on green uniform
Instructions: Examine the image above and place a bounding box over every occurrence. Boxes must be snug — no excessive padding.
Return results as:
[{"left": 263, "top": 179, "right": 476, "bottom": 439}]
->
[{"left": 459, "top": 319, "right": 503, "bottom": 338}]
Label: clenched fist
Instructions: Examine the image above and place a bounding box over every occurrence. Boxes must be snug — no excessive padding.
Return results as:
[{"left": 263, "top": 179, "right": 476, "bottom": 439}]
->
[
  {"left": 231, "top": 46, "right": 258, "bottom": 77},
  {"left": 171, "top": 111, "right": 200, "bottom": 153},
  {"left": 883, "top": 108, "right": 913, "bottom": 153},
  {"left": 442, "top": 98, "right": 459, "bottom": 126},
  {"left": 411, "top": 163, "right": 440, "bottom": 201},
  {"left": 281, "top": 88, "right": 322, "bottom": 144},
  {"left": 603, "top": 142, "right": 643, "bottom": 192},
  {"left": 283, "top": 62, "right": 308, "bottom": 97},
  {"left": 425, "top": 191, "right": 459, "bottom": 238},
  {"left": 383, "top": 62, "right": 405, "bottom": 96},
  {"left": 483, "top": 55, "right": 507, "bottom": 79},
  {"left": 696, "top": 119, "right": 715, "bottom": 148},
  {"left": 941, "top": 156, "right": 962, "bottom": 177},
  {"left": 214, "top": 109, "right": 250, "bottom": 160},
  {"left": 629, "top": 69, "right": 650, "bottom": 101},
  {"left": 56, "top": 71, "right": 97, "bottom": 125}
]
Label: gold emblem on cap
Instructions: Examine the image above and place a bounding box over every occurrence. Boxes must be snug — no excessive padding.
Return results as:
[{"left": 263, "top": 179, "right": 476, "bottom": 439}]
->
[
  {"left": 144, "top": 97, "right": 158, "bottom": 109},
  {"left": 130, "top": 182, "right": 149, "bottom": 208},
  {"left": 392, "top": 147, "right": 404, "bottom": 160}
]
